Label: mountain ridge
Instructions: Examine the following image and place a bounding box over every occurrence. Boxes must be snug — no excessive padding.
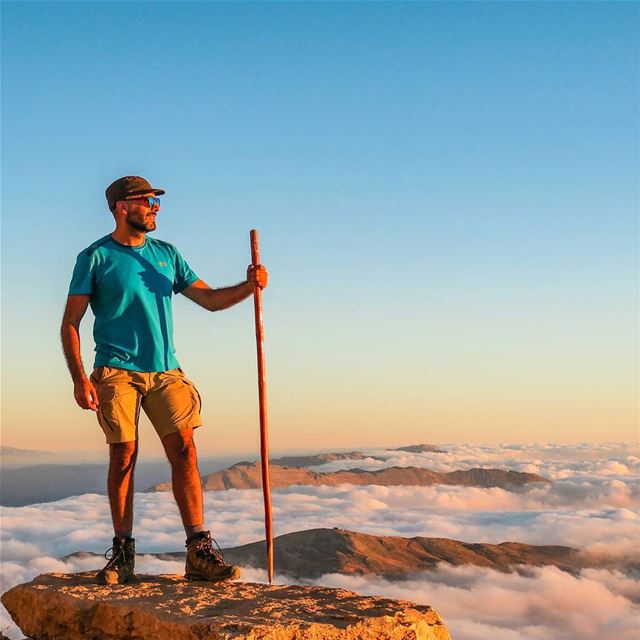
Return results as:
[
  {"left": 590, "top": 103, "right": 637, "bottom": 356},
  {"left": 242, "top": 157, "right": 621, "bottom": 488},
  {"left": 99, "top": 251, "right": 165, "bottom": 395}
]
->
[
  {"left": 62, "top": 527, "right": 635, "bottom": 580},
  {"left": 146, "top": 462, "right": 549, "bottom": 492}
]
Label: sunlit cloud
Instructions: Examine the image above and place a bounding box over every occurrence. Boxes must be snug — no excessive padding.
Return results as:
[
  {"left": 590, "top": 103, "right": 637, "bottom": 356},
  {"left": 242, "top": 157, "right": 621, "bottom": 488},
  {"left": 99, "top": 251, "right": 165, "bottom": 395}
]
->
[
  {"left": 308, "top": 443, "right": 639, "bottom": 478},
  {"left": 308, "top": 566, "right": 640, "bottom": 640},
  {"left": 1, "top": 443, "right": 638, "bottom": 640}
]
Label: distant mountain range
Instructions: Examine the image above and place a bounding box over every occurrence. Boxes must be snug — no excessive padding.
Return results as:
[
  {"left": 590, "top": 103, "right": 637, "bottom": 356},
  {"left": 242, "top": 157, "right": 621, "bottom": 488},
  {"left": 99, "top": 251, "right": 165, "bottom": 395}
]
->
[
  {"left": 63, "top": 528, "right": 636, "bottom": 580},
  {"left": 146, "top": 462, "right": 549, "bottom": 492},
  {"left": 0, "top": 445, "right": 448, "bottom": 506},
  {"left": 0, "top": 445, "right": 54, "bottom": 470},
  {"left": 392, "top": 444, "right": 446, "bottom": 453},
  {"left": 0, "top": 457, "right": 240, "bottom": 507},
  {"left": 1, "top": 446, "right": 50, "bottom": 456},
  {"left": 3, "top": 443, "right": 541, "bottom": 507},
  {"left": 268, "top": 451, "right": 387, "bottom": 467},
  {"left": 251, "top": 445, "right": 445, "bottom": 468}
]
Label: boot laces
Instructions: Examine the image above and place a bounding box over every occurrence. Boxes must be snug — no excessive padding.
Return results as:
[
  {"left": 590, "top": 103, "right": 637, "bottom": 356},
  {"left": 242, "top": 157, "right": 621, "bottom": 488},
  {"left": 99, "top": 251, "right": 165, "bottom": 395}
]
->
[
  {"left": 103, "top": 544, "right": 125, "bottom": 570},
  {"left": 195, "top": 532, "right": 225, "bottom": 564}
]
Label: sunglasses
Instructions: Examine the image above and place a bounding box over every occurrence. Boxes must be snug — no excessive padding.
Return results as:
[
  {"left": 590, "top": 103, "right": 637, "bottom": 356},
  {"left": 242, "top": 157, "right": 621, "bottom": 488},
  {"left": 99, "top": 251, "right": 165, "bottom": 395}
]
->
[{"left": 126, "top": 195, "right": 161, "bottom": 208}]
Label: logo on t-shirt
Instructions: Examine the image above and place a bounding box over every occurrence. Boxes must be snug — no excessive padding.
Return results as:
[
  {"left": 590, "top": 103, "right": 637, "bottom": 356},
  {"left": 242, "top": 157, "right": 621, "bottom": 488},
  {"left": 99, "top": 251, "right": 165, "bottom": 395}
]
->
[{"left": 158, "top": 261, "right": 168, "bottom": 267}]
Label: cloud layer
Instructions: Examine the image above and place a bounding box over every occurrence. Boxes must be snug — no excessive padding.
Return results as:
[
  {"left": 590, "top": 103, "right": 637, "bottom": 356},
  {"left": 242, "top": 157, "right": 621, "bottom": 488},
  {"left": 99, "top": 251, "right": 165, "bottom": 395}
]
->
[
  {"left": 313, "top": 566, "right": 640, "bottom": 640},
  {"left": 1, "top": 443, "right": 638, "bottom": 640}
]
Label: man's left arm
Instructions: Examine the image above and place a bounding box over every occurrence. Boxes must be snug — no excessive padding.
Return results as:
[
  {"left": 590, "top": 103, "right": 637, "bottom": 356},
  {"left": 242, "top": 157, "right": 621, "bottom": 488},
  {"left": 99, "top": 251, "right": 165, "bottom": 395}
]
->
[{"left": 181, "top": 265, "right": 268, "bottom": 312}]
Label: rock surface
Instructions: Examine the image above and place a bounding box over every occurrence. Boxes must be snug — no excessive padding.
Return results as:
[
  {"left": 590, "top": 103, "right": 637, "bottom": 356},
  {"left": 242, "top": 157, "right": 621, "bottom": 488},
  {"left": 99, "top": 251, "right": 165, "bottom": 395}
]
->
[
  {"left": 2, "top": 572, "right": 452, "bottom": 640},
  {"left": 147, "top": 462, "right": 549, "bottom": 492}
]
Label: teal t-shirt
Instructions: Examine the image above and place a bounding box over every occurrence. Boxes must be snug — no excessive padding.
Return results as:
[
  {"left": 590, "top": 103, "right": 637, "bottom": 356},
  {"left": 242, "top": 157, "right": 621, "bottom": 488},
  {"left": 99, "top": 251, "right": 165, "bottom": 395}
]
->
[{"left": 68, "top": 235, "right": 199, "bottom": 372}]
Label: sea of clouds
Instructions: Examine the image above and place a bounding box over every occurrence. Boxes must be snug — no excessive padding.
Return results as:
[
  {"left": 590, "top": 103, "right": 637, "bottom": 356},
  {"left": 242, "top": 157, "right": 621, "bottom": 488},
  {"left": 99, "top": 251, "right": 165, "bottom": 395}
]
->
[{"left": 1, "top": 443, "right": 638, "bottom": 639}]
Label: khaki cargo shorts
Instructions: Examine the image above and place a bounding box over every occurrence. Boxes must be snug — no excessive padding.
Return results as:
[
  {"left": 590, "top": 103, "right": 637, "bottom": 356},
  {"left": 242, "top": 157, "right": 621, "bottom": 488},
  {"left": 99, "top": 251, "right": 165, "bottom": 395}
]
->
[{"left": 90, "top": 366, "right": 203, "bottom": 444}]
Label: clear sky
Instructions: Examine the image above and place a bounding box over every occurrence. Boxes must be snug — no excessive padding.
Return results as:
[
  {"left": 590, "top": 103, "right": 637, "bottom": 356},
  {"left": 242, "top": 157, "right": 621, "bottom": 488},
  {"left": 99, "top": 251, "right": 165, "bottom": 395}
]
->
[{"left": 1, "top": 1, "right": 638, "bottom": 456}]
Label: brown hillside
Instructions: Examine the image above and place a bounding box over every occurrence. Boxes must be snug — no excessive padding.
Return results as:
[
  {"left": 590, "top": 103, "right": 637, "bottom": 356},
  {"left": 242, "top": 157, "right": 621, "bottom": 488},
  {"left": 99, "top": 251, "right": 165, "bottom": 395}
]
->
[
  {"left": 62, "top": 528, "right": 637, "bottom": 581},
  {"left": 146, "top": 462, "right": 549, "bottom": 492},
  {"left": 220, "top": 528, "right": 589, "bottom": 579}
]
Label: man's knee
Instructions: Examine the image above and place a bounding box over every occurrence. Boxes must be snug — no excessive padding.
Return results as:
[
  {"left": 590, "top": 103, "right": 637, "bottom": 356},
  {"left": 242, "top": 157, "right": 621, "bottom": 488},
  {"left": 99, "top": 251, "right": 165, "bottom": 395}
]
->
[
  {"left": 109, "top": 441, "right": 138, "bottom": 473},
  {"left": 163, "top": 429, "right": 197, "bottom": 466}
]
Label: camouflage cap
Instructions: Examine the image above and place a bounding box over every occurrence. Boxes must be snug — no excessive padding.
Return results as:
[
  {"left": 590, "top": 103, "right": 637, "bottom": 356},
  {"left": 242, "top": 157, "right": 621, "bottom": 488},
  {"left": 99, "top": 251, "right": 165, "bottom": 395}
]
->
[{"left": 105, "top": 176, "right": 165, "bottom": 211}]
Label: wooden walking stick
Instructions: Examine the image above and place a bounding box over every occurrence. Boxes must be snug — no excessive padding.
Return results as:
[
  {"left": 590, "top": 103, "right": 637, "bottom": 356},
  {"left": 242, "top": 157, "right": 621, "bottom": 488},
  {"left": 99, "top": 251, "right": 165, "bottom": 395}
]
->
[{"left": 250, "top": 229, "right": 274, "bottom": 585}]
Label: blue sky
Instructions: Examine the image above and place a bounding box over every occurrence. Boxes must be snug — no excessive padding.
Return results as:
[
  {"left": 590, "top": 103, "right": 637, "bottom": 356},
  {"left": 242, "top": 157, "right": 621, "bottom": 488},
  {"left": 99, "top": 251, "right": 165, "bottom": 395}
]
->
[{"left": 1, "top": 1, "right": 638, "bottom": 454}]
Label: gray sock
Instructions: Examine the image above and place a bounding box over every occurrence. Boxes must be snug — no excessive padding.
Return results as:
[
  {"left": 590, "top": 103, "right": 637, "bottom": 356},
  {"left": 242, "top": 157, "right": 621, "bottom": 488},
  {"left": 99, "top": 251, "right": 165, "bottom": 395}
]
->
[{"left": 185, "top": 523, "right": 206, "bottom": 539}]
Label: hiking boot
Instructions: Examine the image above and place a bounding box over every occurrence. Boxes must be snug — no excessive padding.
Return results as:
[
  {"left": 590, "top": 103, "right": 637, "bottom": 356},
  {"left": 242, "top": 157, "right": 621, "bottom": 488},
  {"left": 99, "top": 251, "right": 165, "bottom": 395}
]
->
[
  {"left": 185, "top": 531, "right": 241, "bottom": 582},
  {"left": 96, "top": 536, "right": 136, "bottom": 585}
]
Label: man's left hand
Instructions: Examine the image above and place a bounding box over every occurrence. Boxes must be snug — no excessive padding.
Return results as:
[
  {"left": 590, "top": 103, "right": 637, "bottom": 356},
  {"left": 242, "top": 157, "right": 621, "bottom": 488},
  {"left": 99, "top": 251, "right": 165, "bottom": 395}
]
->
[{"left": 247, "top": 264, "right": 268, "bottom": 289}]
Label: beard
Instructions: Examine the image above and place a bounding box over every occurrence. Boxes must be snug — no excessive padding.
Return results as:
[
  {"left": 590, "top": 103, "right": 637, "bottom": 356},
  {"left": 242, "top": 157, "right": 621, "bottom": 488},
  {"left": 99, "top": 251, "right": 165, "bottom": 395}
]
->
[{"left": 126, "top": 213, "right": 156, "bottom": 233}]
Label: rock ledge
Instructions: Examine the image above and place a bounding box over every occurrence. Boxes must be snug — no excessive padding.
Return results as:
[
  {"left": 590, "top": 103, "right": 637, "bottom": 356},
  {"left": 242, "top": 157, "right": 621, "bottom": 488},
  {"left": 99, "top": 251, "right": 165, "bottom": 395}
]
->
[{"left": 2, "top": 572, "right": 451, "bottom": 640}]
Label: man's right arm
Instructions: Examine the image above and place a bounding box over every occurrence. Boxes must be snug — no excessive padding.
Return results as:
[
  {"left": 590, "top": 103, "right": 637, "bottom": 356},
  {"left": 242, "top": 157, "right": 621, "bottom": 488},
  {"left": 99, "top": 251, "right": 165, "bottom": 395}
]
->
[{"left": 61, "top": 295, "right": 99, "bottom": 411}]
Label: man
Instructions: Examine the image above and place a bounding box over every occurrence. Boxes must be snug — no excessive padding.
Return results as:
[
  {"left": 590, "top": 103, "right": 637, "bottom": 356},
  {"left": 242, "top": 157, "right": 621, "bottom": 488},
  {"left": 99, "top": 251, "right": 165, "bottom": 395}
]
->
[{"left": 61, "top": 176, "right": 268, "bottom": 585}]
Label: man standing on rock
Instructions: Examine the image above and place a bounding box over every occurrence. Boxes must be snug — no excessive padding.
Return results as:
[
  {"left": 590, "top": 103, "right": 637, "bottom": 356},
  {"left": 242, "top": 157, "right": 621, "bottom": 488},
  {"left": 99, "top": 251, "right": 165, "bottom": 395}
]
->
[{"left": 61, "top": 176, "right": 268, "bottom": 585}]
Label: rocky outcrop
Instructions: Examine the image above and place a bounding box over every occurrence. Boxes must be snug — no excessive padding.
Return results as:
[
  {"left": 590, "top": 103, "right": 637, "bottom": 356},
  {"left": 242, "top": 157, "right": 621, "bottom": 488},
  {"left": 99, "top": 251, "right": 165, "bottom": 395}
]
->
[
  {"left": 147, "top": 463, "right": 549, "bottom": 492},
  {"left": 1, "top": 572, "right": 451, "bottom": 640}
]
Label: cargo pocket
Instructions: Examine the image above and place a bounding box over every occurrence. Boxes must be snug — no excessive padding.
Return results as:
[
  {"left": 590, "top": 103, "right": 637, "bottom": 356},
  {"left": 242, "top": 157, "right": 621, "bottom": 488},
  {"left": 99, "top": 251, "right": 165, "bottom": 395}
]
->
[
  {"left": 183, "top": 376, "right": 202, "bottom": 415},
  {"left": 95, "top": 370, "right": 137, "bottom": 438}
]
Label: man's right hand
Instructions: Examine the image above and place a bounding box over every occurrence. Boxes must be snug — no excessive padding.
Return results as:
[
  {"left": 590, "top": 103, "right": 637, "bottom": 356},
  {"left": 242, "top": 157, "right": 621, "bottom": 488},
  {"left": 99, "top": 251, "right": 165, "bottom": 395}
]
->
[{"left": 74, "top": 377, "right": 99, "bottom": 411}]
